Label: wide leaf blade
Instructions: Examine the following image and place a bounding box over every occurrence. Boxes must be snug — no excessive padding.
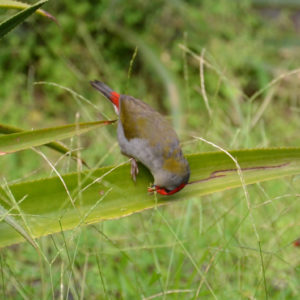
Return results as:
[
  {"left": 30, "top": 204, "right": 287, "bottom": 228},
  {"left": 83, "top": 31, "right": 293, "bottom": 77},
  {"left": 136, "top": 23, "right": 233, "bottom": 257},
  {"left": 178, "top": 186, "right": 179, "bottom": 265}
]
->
[
  {"left": 0, "top": 147, "right": 299, "bottom": 247},
  {"left": 0, "top": 0, "right": 47, "bottom": 38},
  {"left": 0, "top": 123, "right": 89, "bottom": 166},
  {"left": 0, "top": 120, "right": 115, "bottom": 154},
  {"left": 0, "top": 0, "right": 56, "bottom": 22}
]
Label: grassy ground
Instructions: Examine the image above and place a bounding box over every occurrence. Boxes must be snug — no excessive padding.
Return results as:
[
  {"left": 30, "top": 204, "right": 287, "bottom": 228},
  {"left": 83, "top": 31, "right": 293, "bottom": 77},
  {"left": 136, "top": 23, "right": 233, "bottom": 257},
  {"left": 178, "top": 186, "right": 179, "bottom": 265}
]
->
[{"left": 1, "top": 0, "right": 300, "bottom": 298}]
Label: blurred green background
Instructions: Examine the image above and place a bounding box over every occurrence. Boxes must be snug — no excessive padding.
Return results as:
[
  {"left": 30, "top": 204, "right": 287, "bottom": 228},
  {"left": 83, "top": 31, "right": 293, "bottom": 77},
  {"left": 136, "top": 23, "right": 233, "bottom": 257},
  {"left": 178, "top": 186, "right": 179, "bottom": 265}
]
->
[{"left": 1, "top": 0, "right": 300, "bottom": 299}]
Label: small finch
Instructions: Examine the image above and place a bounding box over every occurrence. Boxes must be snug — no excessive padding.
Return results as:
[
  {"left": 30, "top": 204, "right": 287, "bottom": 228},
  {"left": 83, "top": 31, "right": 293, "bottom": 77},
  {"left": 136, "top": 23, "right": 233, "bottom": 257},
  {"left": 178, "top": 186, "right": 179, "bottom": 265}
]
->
[{"left": 90, "top": 80, "right": 190, "bottom": 195}]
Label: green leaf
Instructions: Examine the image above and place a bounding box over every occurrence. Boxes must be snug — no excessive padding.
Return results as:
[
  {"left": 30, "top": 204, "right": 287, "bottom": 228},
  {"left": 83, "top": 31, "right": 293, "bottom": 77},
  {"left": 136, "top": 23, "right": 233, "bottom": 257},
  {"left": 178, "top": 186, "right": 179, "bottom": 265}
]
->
[
  {"left": 0, "top": 147, "right": 300, "bottom": 248},
  {"left": 0, "top": 204, "right": 37, "bottom": 249},
  {"left": 0, "top": 0, "right": 56, "bottom": 22},
  {"left": 0, "top": 123, "right": 89, "bottom": 167},
  {"left": 0, "top": 0, "right": 47, "bottom": 38},
  {"left": 0, "top": 120, "right": 116, "bottom": 154}
]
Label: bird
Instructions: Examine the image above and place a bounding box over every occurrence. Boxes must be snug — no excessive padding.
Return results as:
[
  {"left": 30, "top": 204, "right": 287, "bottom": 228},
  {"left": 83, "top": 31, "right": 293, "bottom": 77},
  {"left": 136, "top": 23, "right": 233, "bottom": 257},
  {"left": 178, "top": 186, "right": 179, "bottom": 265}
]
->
[{"left": 90, "top": 80, "right": 190, "bottom": 195}]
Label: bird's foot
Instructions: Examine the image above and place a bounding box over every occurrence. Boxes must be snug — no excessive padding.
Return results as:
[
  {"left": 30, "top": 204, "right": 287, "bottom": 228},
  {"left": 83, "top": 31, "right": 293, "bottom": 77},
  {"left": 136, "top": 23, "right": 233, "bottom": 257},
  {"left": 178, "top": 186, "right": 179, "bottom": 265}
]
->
[
  {"left": 147, "top": 185, "right": 156, "bottom": 193},
  {"left": 130, "top": 158, "right": 139, "bottom": 182}
]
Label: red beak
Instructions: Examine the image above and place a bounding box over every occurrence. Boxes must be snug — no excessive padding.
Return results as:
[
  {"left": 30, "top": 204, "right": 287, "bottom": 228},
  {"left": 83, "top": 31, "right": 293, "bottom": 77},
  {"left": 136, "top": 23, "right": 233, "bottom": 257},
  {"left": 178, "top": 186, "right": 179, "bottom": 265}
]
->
[{"left": 148, "top": 183, "right": 186, "bottom": 196}]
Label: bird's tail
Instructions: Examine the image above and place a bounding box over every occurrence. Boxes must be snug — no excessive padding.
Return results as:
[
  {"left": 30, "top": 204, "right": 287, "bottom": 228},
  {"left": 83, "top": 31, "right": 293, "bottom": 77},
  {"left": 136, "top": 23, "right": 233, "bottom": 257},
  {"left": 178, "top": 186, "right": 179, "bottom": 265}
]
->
[{"left": 90, "top": 80, "right": 120, "bottom": 110}]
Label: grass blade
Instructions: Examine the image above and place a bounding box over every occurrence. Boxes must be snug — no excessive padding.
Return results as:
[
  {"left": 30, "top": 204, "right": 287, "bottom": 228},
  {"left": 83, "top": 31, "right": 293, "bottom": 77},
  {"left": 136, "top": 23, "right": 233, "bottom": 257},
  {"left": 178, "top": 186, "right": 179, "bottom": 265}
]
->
[{"left": 0, "top": 204, "right": 37, "bottom": 249}]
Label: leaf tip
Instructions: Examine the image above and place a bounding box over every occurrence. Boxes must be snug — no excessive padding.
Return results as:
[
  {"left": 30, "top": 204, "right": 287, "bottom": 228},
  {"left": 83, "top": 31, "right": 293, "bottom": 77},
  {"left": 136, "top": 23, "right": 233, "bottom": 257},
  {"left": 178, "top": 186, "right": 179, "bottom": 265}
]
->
[
  {"left": 38, "top": 9, "right": 59, "bottom": 25},
  {"left": 105, "top": 119, "right": 117, "bottom": 125}
]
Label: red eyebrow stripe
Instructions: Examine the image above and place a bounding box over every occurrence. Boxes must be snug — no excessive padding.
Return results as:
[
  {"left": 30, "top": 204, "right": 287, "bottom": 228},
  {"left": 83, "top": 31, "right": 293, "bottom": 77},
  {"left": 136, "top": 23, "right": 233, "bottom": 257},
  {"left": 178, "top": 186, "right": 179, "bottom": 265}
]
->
[{"left": 110, "top": 91, "right": 120, "bottom": 108}]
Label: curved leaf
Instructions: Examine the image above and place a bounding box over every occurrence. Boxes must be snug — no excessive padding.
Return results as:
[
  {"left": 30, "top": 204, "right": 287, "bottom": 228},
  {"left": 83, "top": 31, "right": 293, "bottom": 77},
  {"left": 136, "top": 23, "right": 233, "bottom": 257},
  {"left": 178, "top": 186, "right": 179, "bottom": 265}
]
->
[
  {"left": 0, "top": 123, "right": 89, "bottom": 166},
  {"left": 0, "top": 147, "right": 300, "bottom": 247},
  {"left": 0, "top": 120, "right": 116, "bottom": 154},
  {"left": 0, "top": 0, "right": 56, "bottom": 22},
  {"left": 0, "top": 0, "right": 48, "bottom": 38}
]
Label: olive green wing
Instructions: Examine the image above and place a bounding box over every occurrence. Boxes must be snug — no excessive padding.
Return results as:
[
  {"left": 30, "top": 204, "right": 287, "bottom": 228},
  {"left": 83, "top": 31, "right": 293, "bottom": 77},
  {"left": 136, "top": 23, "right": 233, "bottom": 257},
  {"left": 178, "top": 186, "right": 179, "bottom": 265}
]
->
[{"left": 119, "top": 95, "right": 177, "bottom": 144}]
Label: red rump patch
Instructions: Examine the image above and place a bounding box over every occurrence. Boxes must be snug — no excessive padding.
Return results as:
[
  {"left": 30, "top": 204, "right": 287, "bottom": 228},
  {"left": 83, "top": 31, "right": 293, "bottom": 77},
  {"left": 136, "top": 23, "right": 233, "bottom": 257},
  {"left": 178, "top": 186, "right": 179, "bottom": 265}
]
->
[
  {"left": 294, "top": 238, "right": 300, "bottom": 247},
  {"left": 110, "top": 91, "right": 120, "bottom": 108}
]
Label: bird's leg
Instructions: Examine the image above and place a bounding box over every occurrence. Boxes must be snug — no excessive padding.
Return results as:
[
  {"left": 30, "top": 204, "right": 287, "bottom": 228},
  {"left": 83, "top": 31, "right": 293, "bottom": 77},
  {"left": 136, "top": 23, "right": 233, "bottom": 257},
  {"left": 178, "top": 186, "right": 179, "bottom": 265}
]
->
[{"left": 130, "top": 158, "right": 139, "bottom": 182}]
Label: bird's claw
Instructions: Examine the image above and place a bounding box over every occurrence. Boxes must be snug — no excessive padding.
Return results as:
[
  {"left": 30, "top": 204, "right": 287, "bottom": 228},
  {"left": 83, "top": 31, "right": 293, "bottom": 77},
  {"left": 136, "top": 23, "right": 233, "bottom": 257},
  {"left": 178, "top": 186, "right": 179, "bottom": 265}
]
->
[
  {"left": 130, "top": 158, "right": 139, "bottom": 182},
  {"left": 147, "top": 185, "right": 156, "bottom": 193}
]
